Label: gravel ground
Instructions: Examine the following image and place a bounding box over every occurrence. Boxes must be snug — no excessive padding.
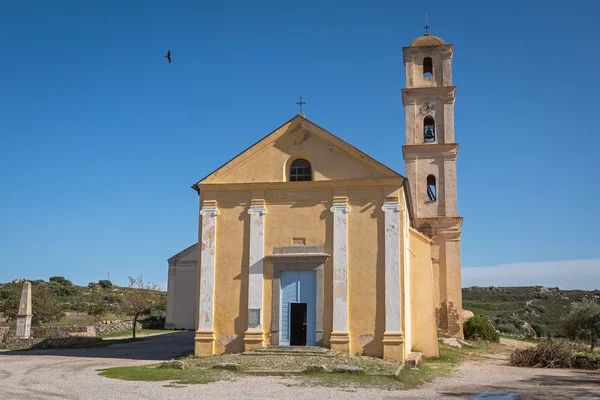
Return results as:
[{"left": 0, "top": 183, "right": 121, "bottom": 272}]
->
[{"left": 0, "top": 333, "right": 598, "bottom": 399}]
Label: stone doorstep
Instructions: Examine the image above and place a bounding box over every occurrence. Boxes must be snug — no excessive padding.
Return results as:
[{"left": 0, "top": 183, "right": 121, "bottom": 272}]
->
[
  {"left": 256, "top": 346, "right": 329, "bottom": 352},
  {"left": 243, "top": 346, "right": 332, "bottom": 356},
  {"left": 242, "top": 351, "right": 335, "bottom": 357}
]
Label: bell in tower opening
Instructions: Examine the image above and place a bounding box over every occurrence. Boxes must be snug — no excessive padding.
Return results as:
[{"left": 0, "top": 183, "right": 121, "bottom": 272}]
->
[{"left": 424, "top": 117, "right": 435, "bottom": 142}]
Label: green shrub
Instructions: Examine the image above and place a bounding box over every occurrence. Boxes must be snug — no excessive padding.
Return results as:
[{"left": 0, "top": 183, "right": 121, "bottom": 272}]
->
[
  {"left": 49, "top": 276, "right": 72, "bottom": 286},
  {"left": 98, "top": 280, "right": 113, "bottom": 289},
  {"left": 47, "top": 282, "right": 78, "bottom": 296},
  {"left": 531, "top": 322, "right": 547, "bottom": 338},
  {"left": 103, "top": 293, "right": 120, "bottom": 304},
  {"left": 87, "top": 304, "right": 107, "bottom": 320},
  {"left": 464, "top": 316, "right": 500, "bottom": 342}
]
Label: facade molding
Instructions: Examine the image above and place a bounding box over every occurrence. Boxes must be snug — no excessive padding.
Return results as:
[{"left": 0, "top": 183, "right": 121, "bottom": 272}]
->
[
  {"left": 266, "top": 253, "right": 330, "bottom": 264},
  {"left": 402, "top": 143, "right": 459, "bottom": 160},
  {"left": 402, "top": 86, "right": 456, "bottom": 106},
  {"left": 197, "top": 177, "right": 406, "bottom": 193}
]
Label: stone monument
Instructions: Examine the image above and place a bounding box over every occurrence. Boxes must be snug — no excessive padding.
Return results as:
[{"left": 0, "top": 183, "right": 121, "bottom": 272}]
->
[{"left": 16, "top": 282, "right": 32, "bottom": 338}]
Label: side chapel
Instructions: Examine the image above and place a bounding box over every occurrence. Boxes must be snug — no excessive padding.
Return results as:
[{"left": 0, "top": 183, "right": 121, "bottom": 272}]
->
[{"left": 165, "top": 31, "right": 464, "bottom": 361}]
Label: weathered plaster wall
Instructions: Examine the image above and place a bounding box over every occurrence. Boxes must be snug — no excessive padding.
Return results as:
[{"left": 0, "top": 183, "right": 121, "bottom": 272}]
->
[
  {"left": 166, "top": 245, "right": 198, "bottom": 330},
  {"left": 173, "top": 263, "right": 197, "bottom": 329},
  {"left": 211, "top": 191, "right": 250, "bottom": 354},
  {"left": 409, "top": 228, "right": 439, "bottom": 357},
  {"left": 347, "top": 188, "right": 385, "bottom": 357},
  {"left": 197, "top": 183, "right": 415, "bottom": 358},
  {"left": 264, "top": 190, "right": 332, "bottom": 347}
]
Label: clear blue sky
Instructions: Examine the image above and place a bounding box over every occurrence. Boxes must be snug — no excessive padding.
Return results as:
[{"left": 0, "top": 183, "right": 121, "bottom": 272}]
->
[{"left": 1, "top": 1, "right": 598, "bottom": 288}]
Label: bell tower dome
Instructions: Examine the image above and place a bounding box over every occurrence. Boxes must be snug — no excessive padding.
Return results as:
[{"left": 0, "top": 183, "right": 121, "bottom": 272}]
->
[{"left": 402, "top": 29, "right": 464, "bottom": 337}]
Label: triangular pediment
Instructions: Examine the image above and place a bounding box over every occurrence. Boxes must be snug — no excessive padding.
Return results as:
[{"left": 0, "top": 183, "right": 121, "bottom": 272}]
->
[{"left": 195, "top": 115, "right": 402, "bottom": 186}]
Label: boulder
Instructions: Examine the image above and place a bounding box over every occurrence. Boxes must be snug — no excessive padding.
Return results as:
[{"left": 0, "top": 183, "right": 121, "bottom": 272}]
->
[
  {"left": 462, "top": 309, "right": 474, "bottom": 321},
  {"left": 440, "top": 337, "right": 463, "bottom": 348}
]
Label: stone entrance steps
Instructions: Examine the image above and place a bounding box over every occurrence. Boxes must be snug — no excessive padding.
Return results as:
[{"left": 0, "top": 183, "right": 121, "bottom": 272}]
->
[{"left": 242, "top": 346, "right": 333, "bottom": 357}]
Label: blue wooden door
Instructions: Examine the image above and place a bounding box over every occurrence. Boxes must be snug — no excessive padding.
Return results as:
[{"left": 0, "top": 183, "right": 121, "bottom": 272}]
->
[{"left": 280, "top": 271, "right": 316, "bottom": 346}]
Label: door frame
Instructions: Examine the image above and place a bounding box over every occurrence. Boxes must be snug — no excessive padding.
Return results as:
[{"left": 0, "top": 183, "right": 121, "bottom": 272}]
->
[{"left": 268, "top": 246, "right": 328, "bottom": 346}]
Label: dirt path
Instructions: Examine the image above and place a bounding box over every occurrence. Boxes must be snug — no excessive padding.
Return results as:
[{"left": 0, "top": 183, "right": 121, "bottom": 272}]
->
[
  {"left": 0, "top": 334, "right": 598, "bottom": 399},
  {"left": 409, "top": 338, "right": 600, "bottom": 399}
]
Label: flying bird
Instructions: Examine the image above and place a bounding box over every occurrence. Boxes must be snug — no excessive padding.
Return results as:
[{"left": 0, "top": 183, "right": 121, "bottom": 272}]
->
[{"left": 164, "top": 50, "right": 171, "bottom": 63}]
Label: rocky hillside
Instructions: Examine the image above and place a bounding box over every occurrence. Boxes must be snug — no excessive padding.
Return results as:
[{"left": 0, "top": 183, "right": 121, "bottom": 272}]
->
[
  {"left": 0, "top": 277, "right": 167, "bottom": 326},
  {"left": 463, "top": 286, "right": 600, "bottom": 338}
]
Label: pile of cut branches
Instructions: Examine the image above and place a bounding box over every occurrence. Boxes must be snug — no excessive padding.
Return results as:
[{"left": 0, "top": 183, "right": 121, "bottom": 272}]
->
[{"left": 510, "top": 341, "right": 600, "bottom": 370}]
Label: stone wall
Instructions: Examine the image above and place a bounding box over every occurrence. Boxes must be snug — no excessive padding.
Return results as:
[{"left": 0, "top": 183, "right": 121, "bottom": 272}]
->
[
  {"left": 32, "top": 326, "right": 99, "bottom": 338},
  {"left": 95, "top": 320, "right": 142, "bottom": 334},
  {"left": 0, "top": 319, "right": 152, "bottom": 347}
]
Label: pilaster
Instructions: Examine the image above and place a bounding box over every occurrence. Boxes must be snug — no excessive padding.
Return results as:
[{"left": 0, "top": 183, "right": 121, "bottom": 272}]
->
[
  {"left": 244, "top": 199, "right": 267, "bottom": 351},
  {"left": 381, "top": 201, "right": 404, "bottom": 361},
  {"left": 330, "top": 198, "right": 351, "bottom": 353},
  {"left": 195, "top": 201, "right": 219, "bottom": 357}
]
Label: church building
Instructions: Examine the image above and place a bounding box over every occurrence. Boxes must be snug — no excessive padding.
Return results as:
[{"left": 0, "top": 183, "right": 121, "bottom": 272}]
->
[{"left": 166, "top": 31, "right": 463, "bottom": 362}]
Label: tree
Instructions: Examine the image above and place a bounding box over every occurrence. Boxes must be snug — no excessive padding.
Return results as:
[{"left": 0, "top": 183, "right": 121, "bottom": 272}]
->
[
  {"left": 120, "top": 276, "right": 163, "bottom": 339},
  {"left": 0, "top": 282, "right": 64, "bottom": 325},
  {"left": 87, "top": 304, "right": 107, "bottom": 322},
  {"left": 49, "top": 276, "right": 72, "bottom": 286},
  {"left": 47, "top": 276, "right": 78, "bottom": 296},
  {"left": 563, "top": 300, "right": 600, "bottom": 351}
]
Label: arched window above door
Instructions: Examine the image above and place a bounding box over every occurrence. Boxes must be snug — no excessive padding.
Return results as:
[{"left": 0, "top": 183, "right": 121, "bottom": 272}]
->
[{"left": 289, "top": 159, "right": 312, "bottom": 182}]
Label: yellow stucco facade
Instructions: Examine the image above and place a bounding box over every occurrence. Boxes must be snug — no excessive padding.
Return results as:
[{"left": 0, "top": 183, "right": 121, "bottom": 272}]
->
[{"left": 191, "top": 116, "right": 439, "bottom": 361}]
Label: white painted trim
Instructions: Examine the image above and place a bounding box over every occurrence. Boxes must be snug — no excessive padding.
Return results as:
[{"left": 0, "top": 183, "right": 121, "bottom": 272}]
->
[
  {"left": 247, "top": 205, "right": 267, "bottom": 330},
  {"left": 402, "top": 190, "right": 412, "bottom": 351},
  {"left": 382, "top": 202, "right": 402, "bottom": 333},
  {"left": 198, "top": 206, "right": 219, "bottom": 331},
  {"left": 330, "top": 203, "right": 350, "bottom": 333}
]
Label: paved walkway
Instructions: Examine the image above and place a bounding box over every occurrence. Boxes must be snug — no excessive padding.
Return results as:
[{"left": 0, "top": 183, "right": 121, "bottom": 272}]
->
[{"left": 0, "top": 332, "right": 598, "bottom": 399}]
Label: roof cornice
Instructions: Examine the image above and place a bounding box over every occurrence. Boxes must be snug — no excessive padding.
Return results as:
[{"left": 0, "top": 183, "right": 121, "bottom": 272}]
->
[{"left": 196, "top": 177, "right": 406, "bottom": 193}]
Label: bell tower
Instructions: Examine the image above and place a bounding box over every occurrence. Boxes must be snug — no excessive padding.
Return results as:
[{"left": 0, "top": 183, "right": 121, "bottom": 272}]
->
[{"left": 402, "top": 30, "right": 464, "bottom": 337}]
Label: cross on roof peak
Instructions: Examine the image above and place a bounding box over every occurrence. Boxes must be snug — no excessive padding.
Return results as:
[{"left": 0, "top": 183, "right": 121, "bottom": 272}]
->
[{"left": 296, "top": 96, "right": 306, "bottom": 116}]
